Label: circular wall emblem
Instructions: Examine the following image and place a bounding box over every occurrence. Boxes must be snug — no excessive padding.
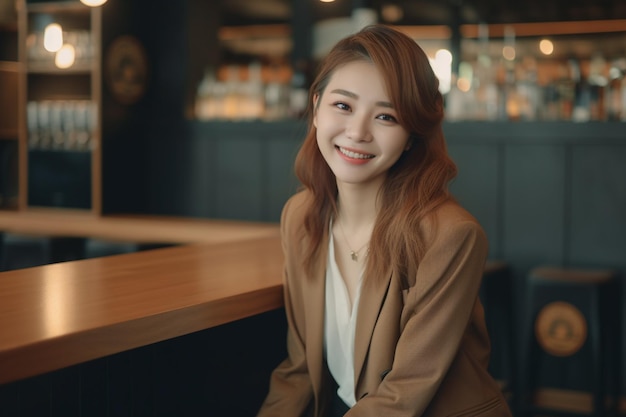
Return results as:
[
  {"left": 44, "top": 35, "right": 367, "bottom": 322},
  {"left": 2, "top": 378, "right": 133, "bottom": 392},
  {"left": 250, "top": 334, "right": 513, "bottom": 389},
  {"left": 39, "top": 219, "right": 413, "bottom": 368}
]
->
[
  {"left": 105, "top": 36, "right": 149, "bottom": 105},
  {"left": 535, "top": 301, "right": 587, "bottom": 357}
]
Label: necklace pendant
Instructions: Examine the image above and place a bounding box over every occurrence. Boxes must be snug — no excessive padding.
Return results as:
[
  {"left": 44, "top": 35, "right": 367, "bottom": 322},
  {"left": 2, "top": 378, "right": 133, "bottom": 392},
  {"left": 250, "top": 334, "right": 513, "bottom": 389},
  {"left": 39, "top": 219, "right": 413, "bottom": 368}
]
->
[{"left": 350, "top": 251, "right": 358, "bottom": 262}]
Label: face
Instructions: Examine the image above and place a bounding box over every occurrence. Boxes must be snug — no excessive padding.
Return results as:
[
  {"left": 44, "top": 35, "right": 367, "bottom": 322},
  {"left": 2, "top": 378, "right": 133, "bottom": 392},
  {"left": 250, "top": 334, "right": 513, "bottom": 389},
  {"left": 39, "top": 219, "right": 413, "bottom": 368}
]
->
[{"left": 314, "top": 60, "right": 410, "bottom": 191}]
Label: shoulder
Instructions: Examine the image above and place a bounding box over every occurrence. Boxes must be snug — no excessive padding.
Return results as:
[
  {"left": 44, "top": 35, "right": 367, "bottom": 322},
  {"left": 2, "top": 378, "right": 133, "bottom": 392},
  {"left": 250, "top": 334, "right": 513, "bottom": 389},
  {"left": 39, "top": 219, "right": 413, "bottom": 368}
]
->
[
  {"left": 280, "top": 190, "right": 312, "bottom": 240},
  {"left": 280, "top": 190, "right": 311, "bottom": 226},
  {"left": 421, "top": 199, "right": 487, "bottom": 250}
]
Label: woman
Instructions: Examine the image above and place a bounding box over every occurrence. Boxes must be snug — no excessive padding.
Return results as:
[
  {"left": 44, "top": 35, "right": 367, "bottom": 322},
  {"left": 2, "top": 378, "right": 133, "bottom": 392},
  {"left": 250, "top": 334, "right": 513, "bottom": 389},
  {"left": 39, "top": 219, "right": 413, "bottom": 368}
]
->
[{"left": 257, "top": 25, "right": 512, "bottom": 417}]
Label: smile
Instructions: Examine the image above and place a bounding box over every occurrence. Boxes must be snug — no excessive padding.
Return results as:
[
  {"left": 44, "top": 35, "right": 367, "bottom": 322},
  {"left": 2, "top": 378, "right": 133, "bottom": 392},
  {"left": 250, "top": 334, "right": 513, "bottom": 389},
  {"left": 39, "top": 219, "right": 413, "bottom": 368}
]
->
[{"left": 337, "top": 146, "right": 375, "bottom": 160}]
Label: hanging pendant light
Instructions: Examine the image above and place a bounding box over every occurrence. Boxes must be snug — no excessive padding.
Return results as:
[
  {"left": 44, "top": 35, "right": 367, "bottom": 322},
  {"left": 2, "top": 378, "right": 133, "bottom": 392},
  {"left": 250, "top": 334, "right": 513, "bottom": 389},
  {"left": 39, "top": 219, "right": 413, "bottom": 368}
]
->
[
  {"left": 55, "top": 44, "right": 76, "bottom": 69},
  {"left": 79, "top": 0, "right": 108, "bottom": 6},
  {"left": 43, "top": 23, "right": 63, "bottom": 52}
]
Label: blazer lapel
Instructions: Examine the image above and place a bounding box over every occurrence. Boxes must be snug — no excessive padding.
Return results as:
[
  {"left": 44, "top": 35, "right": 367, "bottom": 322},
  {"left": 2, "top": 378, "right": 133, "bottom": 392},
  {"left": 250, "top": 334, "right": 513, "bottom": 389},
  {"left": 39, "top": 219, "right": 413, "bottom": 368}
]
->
[
  {"left": 304, "top": 230, "right": 329, "bottom": 400},
  {"left": 353, "top": 266, "right": 393, "bottom": 388}
]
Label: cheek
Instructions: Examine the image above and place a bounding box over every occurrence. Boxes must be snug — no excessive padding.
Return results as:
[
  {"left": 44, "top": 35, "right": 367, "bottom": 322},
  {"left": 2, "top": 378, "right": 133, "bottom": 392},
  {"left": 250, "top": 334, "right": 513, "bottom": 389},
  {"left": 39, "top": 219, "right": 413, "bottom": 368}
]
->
[
  {"left": 315, "top": 115, "right": 335, "bottom": 141},
  {"left": 387, "top": 134, "right": 411, "bottom": 156}
]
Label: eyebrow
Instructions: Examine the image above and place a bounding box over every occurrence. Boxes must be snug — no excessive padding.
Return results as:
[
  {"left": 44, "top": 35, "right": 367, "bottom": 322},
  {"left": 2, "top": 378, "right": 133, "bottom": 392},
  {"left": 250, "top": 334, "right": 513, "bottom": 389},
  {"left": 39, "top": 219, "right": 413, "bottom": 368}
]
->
[{"left": 329, "top": 89, "right": 394, "bottom": 109}]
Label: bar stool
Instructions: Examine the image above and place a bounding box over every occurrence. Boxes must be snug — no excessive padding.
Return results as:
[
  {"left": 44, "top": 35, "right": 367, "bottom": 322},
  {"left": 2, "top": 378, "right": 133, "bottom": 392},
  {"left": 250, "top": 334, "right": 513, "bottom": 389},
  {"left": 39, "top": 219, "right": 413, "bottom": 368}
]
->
[
  {"left": 518, "top": 266, "right": 621, "bottom": 417},
  {"left": 480, "top": 261, "right": 515, "bottom": 404}
]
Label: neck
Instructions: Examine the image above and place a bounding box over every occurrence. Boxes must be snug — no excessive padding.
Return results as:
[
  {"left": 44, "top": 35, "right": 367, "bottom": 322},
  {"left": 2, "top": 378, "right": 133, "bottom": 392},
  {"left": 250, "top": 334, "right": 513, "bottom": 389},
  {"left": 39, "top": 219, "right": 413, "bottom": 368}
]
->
[{"left": 335, "top": 183, "right": 379, "bottom": 236}]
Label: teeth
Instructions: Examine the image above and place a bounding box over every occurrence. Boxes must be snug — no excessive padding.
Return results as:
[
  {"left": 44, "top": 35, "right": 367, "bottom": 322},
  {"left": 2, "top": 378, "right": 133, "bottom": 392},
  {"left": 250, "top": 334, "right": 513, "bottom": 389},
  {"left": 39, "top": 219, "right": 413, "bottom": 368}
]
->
[{"left": 339, "top": 147, "right": 374, "bottom": 159}]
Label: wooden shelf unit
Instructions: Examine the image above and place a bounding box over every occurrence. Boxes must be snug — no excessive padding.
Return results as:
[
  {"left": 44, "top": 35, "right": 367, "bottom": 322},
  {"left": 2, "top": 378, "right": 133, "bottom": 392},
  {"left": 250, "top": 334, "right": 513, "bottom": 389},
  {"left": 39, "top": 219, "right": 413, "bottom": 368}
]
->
[{"left": 17, "top": 0, "right": 102, "bottom": 214}]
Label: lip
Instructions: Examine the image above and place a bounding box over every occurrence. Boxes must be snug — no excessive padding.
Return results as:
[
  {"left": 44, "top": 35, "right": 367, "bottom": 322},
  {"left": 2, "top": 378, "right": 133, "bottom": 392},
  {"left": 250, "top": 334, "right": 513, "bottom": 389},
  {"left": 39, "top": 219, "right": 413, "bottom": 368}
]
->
[{"left": 335, "top": 145, "right": 375, "bottom": 165}]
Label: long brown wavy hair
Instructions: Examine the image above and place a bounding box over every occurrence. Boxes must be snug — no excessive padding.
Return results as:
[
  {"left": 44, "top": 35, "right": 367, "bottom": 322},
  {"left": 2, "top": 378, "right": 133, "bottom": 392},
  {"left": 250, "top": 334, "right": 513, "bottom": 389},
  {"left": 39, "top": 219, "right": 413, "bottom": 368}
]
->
[{"left": 294, "top": 24, "right": 457, "bottom": 282}]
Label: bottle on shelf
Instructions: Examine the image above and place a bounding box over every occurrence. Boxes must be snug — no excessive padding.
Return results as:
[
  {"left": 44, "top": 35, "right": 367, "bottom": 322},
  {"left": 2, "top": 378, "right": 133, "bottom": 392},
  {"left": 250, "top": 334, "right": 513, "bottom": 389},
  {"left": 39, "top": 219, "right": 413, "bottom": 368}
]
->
[
  {"left": 288, "top": 59, "right": 309, "bottom": 119},
  {"left": 195, "top": 67, "right": 218, "bottom": 120},
  {"left": 264, "top": 64, "right": 290, "bottom": 121},
  {"left": 241, "top": 61, "right": 265, "bottom": 120}
]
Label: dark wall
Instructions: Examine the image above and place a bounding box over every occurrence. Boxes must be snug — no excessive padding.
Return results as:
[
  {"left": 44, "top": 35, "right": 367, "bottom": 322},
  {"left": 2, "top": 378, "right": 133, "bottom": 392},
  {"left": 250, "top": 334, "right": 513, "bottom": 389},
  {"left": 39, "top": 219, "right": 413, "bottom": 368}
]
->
[
  {"left": 101, "top": 0, "right": 220, "bottom": 214},
  {"left": 143, "top": 120, "right": 305, "bottom": 221},
  {"left": 100, "top": 0, "right": 151, "bottom": 214}
]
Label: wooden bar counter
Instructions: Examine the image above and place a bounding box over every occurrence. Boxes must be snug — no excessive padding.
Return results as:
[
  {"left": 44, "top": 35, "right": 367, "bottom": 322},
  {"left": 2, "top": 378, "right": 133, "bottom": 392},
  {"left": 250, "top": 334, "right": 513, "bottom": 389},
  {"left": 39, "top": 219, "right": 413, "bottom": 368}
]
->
[
  {"left": 0, "top": 235, "right": 284, "bottom": 385},
  {"left": 0, "top": 209, "right": 280, "bottom": 244}
]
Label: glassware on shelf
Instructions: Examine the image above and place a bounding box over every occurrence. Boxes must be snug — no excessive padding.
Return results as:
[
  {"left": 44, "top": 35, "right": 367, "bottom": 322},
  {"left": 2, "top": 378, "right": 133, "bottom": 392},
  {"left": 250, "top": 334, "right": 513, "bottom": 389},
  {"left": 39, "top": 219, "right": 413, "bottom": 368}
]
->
[
  {"left": 50, "top": 100, "right": 64, "bottom": 149},
  {"left": 288, "top": 61, "right": 309, "bottom": 119},
  {"left": 27, "top": 101, "right": 40, "bottom": 148},
  {"left": 264, "top": 65, "right": 290, "bottom": 121},
  {"left": 606, "top": 58, "right": 626, "bottom": 121},
  {"left": 195, "top": 62, "right": 292, "bottom": 121},
  {"left": 36, "top": 100, "right": 51, "bottom": 149},
  {"left": 26, "top": 100, "right": 95, "bottom": 151},
  {"left": 244, "top": 61, "right": 265, "bottom": 120},
  {"left": 445, "top": 51, "right": 626, "bottom": 123},
  {"left": 74, "top": 100, "right": 90, "bottom": 151}
]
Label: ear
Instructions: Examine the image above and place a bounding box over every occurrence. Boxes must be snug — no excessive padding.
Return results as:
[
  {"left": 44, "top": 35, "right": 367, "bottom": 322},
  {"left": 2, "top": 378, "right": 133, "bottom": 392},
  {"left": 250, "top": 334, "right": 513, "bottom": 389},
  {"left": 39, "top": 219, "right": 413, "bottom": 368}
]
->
[{"left": 313, "top": 94, "right": 319, "bottom": 128}]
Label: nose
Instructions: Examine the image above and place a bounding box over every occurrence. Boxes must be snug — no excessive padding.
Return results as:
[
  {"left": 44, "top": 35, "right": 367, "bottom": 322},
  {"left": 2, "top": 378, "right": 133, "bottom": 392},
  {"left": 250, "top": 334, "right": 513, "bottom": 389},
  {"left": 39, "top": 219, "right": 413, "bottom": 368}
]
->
[{"left": 345, "top": 113, "right": 372, "bottom": 142}]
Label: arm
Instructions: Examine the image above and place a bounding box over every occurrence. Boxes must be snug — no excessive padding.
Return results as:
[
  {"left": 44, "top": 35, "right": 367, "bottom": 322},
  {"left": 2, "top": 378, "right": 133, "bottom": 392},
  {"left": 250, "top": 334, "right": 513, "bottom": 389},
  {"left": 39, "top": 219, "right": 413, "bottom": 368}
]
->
[
  {"left": 257, "top": 197, "right": 314, "bottom": 417},
  {"left": 349, "top": 220, "right": 489, "bottom": 417}
]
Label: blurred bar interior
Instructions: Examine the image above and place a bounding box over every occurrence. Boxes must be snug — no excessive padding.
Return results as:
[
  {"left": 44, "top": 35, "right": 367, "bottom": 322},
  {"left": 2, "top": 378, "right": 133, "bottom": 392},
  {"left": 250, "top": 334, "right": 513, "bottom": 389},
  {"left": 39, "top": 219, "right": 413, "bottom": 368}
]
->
[{"left": 0, "top": 1, "right": 625, "bottom": 416}]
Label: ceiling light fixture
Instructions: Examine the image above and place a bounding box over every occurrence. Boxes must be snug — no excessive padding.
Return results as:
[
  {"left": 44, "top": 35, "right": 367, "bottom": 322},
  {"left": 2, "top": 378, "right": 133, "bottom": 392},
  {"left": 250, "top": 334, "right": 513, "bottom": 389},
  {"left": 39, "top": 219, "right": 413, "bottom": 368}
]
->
[
  {"left": 79, "top": 0, "right": 108, "bottom": 7},
  {"left": 539, "top": 39, "right": 554, "bottom": 55},
  {"left": 381, "top": 4, "right": 403, "bottom": 22},
  {"left": 43, "top": 23, "right": 63, "bottom": 53},
  {"left": 55, "top": 44, "right": 75, "bottom": 69}
]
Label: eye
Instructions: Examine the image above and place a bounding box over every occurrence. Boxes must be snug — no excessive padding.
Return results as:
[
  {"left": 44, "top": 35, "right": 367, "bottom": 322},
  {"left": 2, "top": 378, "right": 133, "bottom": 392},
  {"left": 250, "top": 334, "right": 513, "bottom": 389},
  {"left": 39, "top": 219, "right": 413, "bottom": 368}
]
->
[
  {"left": 333, "top": 102, "right": 351, "bottom": 111},
  {"left": 376, "top": 113, "right": 398, "bottom": 123}
]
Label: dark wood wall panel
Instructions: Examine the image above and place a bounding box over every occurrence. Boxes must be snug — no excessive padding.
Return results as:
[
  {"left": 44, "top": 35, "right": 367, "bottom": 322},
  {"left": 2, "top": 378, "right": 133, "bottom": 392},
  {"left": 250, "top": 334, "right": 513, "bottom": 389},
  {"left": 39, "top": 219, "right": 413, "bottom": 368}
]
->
[
  {"left": 143, "top": 123, "right": 191, "bottom": 216},
  {"left": 185, "top": 131, "right": 215, "bottom": 218},
  {"left": 502, "top": 145, "right": 567, "bottom": 275},
  {"left": 448, "top": 144, "right": 501, "bottom": 259},
  {"left": 215, "top": 136, "right": 265, "bottom": 221},
  {"left": 570, "top": 145, "right": 626, "bottom": 267},
  {"left": 570, "top": 144, "right": 626, "bottom": 396},
  {"left": 266, "top": 137, "right": 302, "bottom": 223}
]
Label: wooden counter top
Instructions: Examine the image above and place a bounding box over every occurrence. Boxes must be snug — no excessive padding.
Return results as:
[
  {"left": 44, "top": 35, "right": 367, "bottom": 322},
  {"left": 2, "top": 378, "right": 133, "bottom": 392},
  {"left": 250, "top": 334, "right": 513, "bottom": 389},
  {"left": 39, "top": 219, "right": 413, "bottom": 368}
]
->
[
  {"left": 0, "top": 209, "right": 279, "bottom": 244},
  {"left": 0, "top": 236, "right": 284, "bottom": 384}
]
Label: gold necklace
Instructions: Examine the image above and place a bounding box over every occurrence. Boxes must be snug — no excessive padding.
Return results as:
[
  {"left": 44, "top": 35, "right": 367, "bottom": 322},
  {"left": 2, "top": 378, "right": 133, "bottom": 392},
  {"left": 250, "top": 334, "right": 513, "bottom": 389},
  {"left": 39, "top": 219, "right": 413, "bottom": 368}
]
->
[{"left": 337, "top": 219, "right": 370, "bottom": 262}]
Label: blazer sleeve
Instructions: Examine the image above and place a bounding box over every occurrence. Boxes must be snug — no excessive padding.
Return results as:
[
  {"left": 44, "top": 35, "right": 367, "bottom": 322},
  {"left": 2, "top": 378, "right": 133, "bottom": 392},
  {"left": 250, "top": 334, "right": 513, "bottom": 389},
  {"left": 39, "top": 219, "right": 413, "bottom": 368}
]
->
[
  {"left": 256, "top": 196, "right": 314, "bottom": 417},
  {"left": 348, "top": 219, "right": 489, "bottom": 417}
]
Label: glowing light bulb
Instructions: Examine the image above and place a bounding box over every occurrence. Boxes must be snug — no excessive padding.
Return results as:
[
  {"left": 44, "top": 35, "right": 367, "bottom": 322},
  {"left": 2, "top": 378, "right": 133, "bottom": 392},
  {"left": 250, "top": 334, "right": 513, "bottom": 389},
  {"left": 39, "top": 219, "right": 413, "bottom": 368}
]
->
[
  {"left": 44, "top": 23, "right": 63, "bottom": 52},
  {"left": 80, "top": 0, "right": 108, "bottom": 6},
  {"left": 429, "top": 49, "right": 453, "bottom": 94},
  {"left": 457, "top": 78, "right": 471, "bottom": 92},
  {"left": 435, "top": 49, "right": 452, "bottom": 65},
  {"left": 55, "top": 44, "right": 75, "bottom": 69},
  {"left": 381, "top": 4, "right": 403, "bottom": 22},
  {"left": 502, "top": 46, "right": 516, "bottom": 61},
  {"left": 539, "top": 39, "right": 554, "bottom": 55}
]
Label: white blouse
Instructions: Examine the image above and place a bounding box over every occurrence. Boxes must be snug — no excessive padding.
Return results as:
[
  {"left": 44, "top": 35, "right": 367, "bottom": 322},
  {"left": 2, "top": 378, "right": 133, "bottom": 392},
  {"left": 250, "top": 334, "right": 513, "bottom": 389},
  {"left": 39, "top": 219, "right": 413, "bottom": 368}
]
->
[{"left": 324, "top": 230, "right": 363, "bottom": 408}]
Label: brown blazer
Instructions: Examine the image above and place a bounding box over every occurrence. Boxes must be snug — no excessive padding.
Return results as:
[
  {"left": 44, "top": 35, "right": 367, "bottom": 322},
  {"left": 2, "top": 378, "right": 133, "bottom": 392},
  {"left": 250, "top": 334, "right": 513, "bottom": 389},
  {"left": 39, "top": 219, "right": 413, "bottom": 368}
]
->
[{"left": 258, "top": 191, "right": 512, "bottom": 417}]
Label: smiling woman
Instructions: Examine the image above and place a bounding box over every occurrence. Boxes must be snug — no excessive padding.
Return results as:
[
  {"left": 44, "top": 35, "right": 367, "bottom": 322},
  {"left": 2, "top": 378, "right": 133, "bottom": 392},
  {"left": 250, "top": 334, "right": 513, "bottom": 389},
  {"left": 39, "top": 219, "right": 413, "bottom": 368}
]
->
[{"left": 256, "top": 24, "right": 513, "bottom": 417}]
